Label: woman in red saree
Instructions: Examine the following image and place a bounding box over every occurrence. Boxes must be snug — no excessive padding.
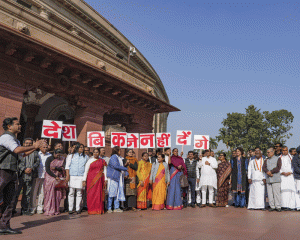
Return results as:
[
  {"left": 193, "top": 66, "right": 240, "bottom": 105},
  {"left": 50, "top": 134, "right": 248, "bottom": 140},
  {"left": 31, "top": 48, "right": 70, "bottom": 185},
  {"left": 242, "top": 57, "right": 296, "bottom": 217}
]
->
[
  {"left": 216, "top": 153, "right": 232, "bottom": 207},
  {"left": 137, "top": 152, "right": 152, "bottom": 209},
  {"left": 82, "top": 148, "right": 107, "bottom": 215}
]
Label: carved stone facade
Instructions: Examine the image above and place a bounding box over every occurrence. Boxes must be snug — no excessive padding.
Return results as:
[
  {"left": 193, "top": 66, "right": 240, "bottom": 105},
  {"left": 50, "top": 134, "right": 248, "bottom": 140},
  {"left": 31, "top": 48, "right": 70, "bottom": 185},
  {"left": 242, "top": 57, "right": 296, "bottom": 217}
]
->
[{"left": 0, "top": 0, "right": 179, "bottom": 158}]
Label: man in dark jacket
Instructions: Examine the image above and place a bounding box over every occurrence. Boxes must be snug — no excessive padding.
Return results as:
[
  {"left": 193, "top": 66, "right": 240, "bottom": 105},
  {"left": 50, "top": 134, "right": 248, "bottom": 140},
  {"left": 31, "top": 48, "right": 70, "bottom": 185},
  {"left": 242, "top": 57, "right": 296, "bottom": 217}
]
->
[
  {"left": 292, "top": 146, "right": 300, "bottom": 211},
  {"left": 12, "top": 138, "right": 40, "bottom": 215},
  {"left": 183, "top": 151, "right": 198, "bottom": 208}
]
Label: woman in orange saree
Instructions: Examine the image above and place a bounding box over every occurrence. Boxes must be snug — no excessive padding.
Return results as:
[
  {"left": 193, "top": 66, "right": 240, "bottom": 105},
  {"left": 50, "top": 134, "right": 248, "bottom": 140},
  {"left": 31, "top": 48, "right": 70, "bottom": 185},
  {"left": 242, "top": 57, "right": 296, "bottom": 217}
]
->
[
  {"left": 137, "top": 152, "right": 152, "bottom": 209},
  {"left": 150, "top": 154, "right": 170, "bottom": 210},
  {"left": 82, "top": 148, "right": 107, "bottom": 215}
]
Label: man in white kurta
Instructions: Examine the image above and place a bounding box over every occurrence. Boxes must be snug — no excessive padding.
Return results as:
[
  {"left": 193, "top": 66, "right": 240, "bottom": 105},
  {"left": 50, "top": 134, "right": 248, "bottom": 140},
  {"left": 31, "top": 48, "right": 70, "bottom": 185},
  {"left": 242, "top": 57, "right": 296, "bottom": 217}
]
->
[
  {"left": 280, "top": 146, "right": 296, "bottom": 210},
  {"left": 199, "top": 150, "right": 218, "bottom": 207},
  {"left": 247, "top": 150, "right": 266, "bottom": 210}
]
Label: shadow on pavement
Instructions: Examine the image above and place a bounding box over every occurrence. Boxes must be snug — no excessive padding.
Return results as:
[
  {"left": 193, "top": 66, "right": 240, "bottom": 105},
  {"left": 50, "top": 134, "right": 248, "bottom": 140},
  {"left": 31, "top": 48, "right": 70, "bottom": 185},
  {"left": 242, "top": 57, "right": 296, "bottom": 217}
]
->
[{"left": 14, "top": 214, "right": 88, "bottom": 231}]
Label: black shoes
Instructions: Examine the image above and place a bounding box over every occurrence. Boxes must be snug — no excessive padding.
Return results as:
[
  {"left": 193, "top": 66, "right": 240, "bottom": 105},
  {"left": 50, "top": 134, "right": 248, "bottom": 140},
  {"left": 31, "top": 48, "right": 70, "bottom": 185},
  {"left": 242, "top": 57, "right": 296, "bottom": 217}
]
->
[
  {"left": 68, "top": 211, "right": 74, "bottom": 215},
  {"left": 191, "top": 204, "right": 196, "bottom": 208},
  {"left": 76, "top": 210, "right": 81, "bottom": 215},
  {"left": 0, "top": 228, "right": 22, "bottom": 235},
  {"left": 276, "top": 208, "right": 281, "bottom": 212},
  {"left": 183, "top": 204, "right": 187, "bottom": 208},
  {"left": 268, "top": 208, "right": 276, "bottom": 212}
]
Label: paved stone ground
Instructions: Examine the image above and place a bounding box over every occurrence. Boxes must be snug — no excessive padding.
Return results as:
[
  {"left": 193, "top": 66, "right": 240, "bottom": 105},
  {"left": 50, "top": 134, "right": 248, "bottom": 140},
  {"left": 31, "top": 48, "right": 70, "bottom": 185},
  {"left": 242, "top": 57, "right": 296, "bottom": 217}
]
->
[{"left": 4, "top": 206, "right": 300, "bottom": 240}]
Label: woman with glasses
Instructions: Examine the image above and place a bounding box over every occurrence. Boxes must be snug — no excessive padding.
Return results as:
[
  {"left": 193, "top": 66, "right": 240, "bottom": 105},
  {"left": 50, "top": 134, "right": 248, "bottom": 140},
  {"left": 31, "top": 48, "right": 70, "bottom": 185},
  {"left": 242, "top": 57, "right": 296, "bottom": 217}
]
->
[{"left": 216, "top": 153, "right": 232, "bottom": 207}]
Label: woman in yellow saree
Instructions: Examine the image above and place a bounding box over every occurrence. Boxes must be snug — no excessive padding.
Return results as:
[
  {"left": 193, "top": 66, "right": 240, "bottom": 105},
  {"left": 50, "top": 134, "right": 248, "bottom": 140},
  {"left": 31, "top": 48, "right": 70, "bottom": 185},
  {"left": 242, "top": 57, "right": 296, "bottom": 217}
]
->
[
  {"left": 137, "top": 152, "right": 152, "bottom": 209},
  {"left": 150, "top": 154, "right": 170, "bottom": 210}
]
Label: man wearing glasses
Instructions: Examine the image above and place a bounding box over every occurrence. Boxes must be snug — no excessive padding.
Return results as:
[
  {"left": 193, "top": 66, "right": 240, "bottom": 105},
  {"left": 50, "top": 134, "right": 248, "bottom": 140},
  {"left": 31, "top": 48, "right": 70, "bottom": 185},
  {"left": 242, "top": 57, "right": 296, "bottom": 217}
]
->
[
  {"left": 262, "top": 148, "right": 282, "bottom": 212},
  {"left": 274, "top": 143, "right": 282, "bottom": 157}
]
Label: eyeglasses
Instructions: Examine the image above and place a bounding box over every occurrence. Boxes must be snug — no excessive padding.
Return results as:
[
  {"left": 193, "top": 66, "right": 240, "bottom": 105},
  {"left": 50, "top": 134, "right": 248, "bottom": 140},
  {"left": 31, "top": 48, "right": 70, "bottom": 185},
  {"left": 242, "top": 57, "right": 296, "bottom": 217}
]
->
[{"left": 274, "top": 146, "right": 280, "bottom": 148}]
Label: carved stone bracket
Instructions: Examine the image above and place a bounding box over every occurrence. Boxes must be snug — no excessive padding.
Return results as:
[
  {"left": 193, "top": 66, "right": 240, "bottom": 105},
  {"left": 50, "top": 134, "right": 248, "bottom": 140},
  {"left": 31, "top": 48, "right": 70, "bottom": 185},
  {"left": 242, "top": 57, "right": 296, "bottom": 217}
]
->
[
  {"left": 40, "top": 57, "right": 51, "bottom": 69},
  {"left": 39, "top": 7, "right": 50, "bottom": 20},
  {"left": 5, "top": 43, "right": 17, "bottom": 56}
]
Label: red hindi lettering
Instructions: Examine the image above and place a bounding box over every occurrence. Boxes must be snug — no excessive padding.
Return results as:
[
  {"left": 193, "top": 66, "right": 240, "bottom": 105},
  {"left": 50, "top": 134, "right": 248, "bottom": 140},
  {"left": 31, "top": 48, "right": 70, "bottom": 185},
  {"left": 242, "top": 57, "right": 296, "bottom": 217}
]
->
[
  {"left": 69, "top": 126, "right": 76, "bottom": 139},
  {"left": 127, "top": 134, "right": 139, "bottom": 148},
  {"left": 62, "top": 126, "right": 76, "bottom": 140},
  {"left": 177, "top": 131, "right": 191, "bottom": 145},
  {"left": 112, "top": 133, "right": 127, "bottom": 147},
  {"left": 157, "top": 133, "right": 170, "bottom": 147},
  {"left": 43, "top": 121, "right": 62, "bottom": 138},
  {"left": 140, "top": 134, "right": 154, "bottom": 147},
  {"left": 195, "top": 136, "right": 209, "bottom": 149},
  {"left": 88, "top": 132, "right": 104, "bottom": 147}
]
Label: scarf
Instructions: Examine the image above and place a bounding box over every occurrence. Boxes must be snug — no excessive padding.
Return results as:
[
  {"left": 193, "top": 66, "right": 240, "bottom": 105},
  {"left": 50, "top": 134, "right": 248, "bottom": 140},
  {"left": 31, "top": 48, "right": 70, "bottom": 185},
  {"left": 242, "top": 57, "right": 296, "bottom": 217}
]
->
[
  {"left": 125, "top": 156, "right": 137, "bottom": 189},
  {"left": 171, "top": 155, "right": 188, "bottom": 176}
]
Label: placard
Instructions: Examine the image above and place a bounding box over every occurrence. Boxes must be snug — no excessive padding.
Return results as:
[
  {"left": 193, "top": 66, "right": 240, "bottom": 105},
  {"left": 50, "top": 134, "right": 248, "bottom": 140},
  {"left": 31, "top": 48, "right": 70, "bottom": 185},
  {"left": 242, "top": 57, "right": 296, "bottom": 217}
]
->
[
  {"left": 87, "top": 131, "right": 105, "bottom": 147},
  {"left": 156, "top": 133, "right": 171, "bottom": 148},
  {"left": 194, "top": 135, "right": 210, "bottom": 150},
  {"left": 127, "top": 133, "right": 139, "bottom": 148},
  {"left": 62, "top": 124, "right": 77, "bottom": 141},
  {"left": 41, "top": 120, "right": 63, "bottom": 139},
  {"left": 111, "top": 132, "right": 127, "bottom": 148},
  {"left": 140, "top": 133, "right": 155, "bottom": 148},
  {"left": 176, "top": 130, "right": 192, "bottom": 145}
]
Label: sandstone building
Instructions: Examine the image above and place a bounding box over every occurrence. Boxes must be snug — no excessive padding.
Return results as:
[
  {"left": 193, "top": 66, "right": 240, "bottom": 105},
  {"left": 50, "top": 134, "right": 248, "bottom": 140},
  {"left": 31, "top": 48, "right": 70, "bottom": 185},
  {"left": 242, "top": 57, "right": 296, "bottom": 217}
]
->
[{"left": 0, "top": 0, "right": 179, "bottom": 156}]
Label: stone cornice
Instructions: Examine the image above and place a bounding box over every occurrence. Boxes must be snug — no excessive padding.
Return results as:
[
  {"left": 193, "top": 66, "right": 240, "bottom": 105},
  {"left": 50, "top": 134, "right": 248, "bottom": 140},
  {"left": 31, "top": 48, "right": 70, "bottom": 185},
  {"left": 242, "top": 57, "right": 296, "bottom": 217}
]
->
[{"left": 0, "top": 0, "right": 153, "bottom": 88}]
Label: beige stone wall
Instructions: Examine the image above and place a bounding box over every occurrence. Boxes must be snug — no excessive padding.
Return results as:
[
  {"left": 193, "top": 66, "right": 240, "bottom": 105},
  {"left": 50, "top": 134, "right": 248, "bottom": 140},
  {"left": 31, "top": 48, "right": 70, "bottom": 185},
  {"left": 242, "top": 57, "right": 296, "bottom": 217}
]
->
[{"left": 0, "top": 0, "right": 169, "bottom": 132}]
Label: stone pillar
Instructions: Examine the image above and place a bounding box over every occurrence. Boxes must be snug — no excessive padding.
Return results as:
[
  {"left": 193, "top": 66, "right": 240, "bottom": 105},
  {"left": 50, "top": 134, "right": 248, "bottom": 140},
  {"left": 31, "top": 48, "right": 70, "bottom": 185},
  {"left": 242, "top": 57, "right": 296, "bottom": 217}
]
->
[
  {"left": 74, "top": 105, "right": 107, "bottom": 145},
  {"left": 23, "top": 104, "right": 41, "bottom": 138},
  {"left": 0, "top": 83, "right": 25, "bottom": 135}
]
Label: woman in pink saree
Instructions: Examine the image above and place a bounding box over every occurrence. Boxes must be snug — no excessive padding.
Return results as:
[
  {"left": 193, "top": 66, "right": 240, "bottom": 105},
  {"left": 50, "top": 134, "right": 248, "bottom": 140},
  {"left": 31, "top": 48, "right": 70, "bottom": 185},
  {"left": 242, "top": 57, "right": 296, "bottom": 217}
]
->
[{"left": 43, "top": 149, "right": 66, "bottom": 216}]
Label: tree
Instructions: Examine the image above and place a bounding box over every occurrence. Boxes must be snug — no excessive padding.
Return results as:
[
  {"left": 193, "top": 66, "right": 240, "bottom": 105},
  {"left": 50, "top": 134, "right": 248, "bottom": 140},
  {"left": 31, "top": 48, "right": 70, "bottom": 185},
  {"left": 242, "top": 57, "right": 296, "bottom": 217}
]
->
[
  {"left": 216, "top": 105, "right": 294, "bottom": 153},
  {"left": 209, "top": 137, "right": 218, "bottom": 150}
]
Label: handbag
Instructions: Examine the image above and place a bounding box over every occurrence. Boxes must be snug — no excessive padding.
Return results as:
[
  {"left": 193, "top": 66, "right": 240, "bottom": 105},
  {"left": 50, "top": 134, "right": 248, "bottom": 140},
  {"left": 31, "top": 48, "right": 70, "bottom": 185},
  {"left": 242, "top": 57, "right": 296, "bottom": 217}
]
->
[
  {"left": 55, "top": 178, "right": 68, "bottom": 189},
  {"left": 180, "top": 174, "right": 189, "bottom": 188}
]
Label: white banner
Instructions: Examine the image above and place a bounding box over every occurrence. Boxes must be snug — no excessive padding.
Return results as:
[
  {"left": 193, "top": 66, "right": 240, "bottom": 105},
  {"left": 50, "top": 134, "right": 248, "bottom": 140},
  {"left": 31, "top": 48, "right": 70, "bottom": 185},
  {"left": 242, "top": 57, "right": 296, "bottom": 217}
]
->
[
  {"left": 111, "top": 132, "right": 127, "bottom": 148},
  {"left": 87, "top": 131, "right": 105, "bottom": 147},
  {"left": 62, "top": 124, "right": 77, "bottom": 141},
  {"left": 41, "top": 120, "right": 63, "bottom": 139},
  {"left": 156, "top": 133, "right": 171, "bottom": 148},
  {"left": 140, "top": 133, "right": 155, "bottom": 148},
  {"left": 127, "top": 133, "right": 139, "bottom": 148},
  {"left": 194, "top": 135, "right": 210, "bottom": 150},
  {"left": 176, "top": 130, "right": 192, "bottom": 145}
]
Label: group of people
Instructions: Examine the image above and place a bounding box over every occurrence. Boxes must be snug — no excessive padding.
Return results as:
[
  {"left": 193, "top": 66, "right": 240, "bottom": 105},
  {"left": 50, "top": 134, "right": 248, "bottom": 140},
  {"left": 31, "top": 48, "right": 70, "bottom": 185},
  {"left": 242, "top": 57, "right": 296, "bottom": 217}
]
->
[{"left": 1, "top": 117, "right": 300, "bottom": 236}]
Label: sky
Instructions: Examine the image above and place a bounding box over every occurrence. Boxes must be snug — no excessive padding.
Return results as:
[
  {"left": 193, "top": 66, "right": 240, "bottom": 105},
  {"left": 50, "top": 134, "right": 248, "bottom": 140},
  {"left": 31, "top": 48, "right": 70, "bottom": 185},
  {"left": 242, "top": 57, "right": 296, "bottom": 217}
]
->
[{"left": 84, "top": 0, "right": 300, "bottom": 152}]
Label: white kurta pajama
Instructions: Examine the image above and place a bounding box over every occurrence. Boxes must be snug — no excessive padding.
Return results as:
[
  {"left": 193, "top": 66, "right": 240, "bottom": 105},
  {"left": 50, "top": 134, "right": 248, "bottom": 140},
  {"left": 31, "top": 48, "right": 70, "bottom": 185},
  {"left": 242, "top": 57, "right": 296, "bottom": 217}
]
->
[
  {"left": 295, "top": 180, "right": 300, "bottom": 210},
  {"left": 199, "top": 157, "right": 218, "bottom": 204},
  {"left": 247, "top": 157, "right": 266, "bottom": 209},
  {"left": 280, "top": 154, "right": 296, "bottom": 209}
]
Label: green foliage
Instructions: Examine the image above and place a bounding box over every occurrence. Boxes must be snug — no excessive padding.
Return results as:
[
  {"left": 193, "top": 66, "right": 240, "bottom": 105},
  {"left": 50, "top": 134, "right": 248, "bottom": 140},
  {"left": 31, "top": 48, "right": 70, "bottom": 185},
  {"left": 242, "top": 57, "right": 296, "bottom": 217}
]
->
[
  {"left": 216, "top": 105, "right": 294, "bottom": 153},
  {"left": 209, "top": 137, "right": 218, "bottom": 150}
]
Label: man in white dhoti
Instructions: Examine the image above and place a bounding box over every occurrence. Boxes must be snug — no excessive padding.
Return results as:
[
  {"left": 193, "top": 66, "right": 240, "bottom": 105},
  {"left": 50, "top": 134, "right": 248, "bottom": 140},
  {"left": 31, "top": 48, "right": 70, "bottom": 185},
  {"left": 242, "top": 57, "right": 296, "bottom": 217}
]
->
[
  {"left": 279, "top": 146, "right": 296, "bottom": 211},
  {"left": 292, "top": 146, "right": 300, "bottom": 211},
  {"left": 247, "top": 150, "right": 266, "bottom": 210},
  {"left": 199, "top": 149, "right": 218, "bottom": 207}
]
